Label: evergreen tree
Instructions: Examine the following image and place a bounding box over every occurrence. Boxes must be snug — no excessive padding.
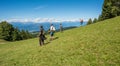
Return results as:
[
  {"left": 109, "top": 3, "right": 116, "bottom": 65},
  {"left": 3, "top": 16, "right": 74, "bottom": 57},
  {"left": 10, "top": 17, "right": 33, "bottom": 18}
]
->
[
  {"left": 25, "top": 30, "right": 33, "bottom": 38},
  {"left": 20, "top": 30, "right": 26, "bottom": 40},
  {"left": 0, "top": 23, "right": 2, "bottom": 38},
  {"left": 98, "top": 15, "right": 102, "bottom": 21},
  {"left": 12, "top": 27, "right": 22, "bottom": 41},
  {"left": 0, "top": 21, "right": 14, "bottom": 41},
  {"left": 93, "top": 18, "right": 98, "bottom": 23},
  {"left": 0, "top": 21, "right": 34, "bottom": 41},
  {"left": 15, "top": 28, "right": 22, "bottom": 40},
  {"left": 87, "top": 18, "right": 92, "bottom": 25},
  {"left": 101, "top": 0, "right": 120, "bottom": 20}
]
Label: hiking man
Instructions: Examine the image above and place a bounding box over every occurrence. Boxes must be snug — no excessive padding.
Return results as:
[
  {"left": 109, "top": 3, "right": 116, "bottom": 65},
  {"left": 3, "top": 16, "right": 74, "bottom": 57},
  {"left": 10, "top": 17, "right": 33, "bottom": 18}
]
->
[
  {"left": 60, "top": 23, "right": 63, "bottom": 32},
  {"left": 50, "top": 24, "right": 55, "bottom": 41},
  {"left": 80, "top": 19, "right": 83, "bottom": 25}
]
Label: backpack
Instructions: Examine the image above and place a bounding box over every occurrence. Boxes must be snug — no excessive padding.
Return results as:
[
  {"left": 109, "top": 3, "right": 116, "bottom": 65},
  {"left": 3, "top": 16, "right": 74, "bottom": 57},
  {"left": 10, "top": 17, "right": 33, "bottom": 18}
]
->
[{"left": 52, "top": 26, "right": 55, "bottom": 31}]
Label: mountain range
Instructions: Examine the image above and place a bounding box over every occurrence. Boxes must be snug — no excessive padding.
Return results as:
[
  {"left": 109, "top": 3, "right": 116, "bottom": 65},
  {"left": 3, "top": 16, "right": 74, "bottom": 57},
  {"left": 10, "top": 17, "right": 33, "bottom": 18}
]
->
[{"left": 10, "top": 22, "right": 87, "bottom": 32}]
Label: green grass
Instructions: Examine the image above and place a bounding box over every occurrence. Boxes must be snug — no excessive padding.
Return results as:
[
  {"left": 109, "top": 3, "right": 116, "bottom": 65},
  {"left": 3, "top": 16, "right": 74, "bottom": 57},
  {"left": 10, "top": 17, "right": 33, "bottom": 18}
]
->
[
  {"left": 0, "top": 39, "right": 8, "bottom": 44},
  {"left": 0, "top": 16, "right": 120, "bottom": 66}
]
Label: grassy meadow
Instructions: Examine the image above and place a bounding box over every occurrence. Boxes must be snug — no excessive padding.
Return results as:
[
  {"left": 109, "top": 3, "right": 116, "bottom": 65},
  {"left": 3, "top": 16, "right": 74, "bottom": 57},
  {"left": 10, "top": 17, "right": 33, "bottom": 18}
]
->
[{"left": 0, "top": 16, "right": 120, "bottom": 66}]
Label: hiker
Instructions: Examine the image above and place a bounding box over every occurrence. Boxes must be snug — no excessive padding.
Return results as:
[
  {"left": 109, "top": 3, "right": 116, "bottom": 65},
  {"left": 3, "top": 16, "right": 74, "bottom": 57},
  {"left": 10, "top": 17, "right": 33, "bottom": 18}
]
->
[
  {"left": 80, "top": 19, "right": 83, "bottom": 25},
  {"left": 38, "top": 25, "right": 46, "bottom": 46},
  {"left": 60, "top": 23, "right": 63, "bottom": 32},
  {"left": 50, "top": 24, "right": 55, "bottom": 41}
]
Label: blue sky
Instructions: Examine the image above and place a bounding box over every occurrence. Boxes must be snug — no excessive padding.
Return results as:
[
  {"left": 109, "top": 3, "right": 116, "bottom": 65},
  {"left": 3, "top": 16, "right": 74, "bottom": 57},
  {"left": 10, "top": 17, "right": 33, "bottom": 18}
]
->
[{"left": 0, "top": 0, "right": 104, "bottom": 22}]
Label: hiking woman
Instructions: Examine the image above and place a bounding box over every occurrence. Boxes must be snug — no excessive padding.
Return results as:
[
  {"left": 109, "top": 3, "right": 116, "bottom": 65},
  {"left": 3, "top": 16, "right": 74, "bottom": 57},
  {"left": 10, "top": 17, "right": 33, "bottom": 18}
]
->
[{"left": 39, "top": 26, "right": 46, "bottom": 46}]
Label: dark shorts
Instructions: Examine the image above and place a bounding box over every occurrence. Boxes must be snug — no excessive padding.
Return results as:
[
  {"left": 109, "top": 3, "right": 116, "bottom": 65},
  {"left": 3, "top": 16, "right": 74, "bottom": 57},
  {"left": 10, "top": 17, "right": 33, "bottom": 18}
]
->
[{"left": 50, "top": 32, "right": 54, "bottom": 36}]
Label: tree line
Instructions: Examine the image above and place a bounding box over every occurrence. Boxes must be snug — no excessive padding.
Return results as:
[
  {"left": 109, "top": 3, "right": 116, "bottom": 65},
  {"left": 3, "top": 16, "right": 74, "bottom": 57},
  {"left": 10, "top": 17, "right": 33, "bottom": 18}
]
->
[
  {"left": 87, "top": 0, "right": 120, "bottom": 25},
  {"left": 0, "top": 21, "right": 34, "bottom": 41}
]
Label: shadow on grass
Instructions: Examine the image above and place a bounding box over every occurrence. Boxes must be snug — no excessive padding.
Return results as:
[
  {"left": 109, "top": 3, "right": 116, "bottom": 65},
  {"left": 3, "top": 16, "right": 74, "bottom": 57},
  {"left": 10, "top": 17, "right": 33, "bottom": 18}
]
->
[
  {"left": 53, "top": 37, "right": 59, "bottom": 40},
  {"left": 43, "top": 36, "right": 59, "bottom": 45},
  {"left": 44, "top": 41, "right": 50, "bottom": 45}
]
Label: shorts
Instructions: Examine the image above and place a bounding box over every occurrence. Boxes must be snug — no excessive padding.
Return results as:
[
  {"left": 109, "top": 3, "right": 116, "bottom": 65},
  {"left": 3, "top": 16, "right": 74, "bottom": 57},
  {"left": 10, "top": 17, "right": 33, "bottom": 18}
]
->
[{"left": 50, "top": 32, "right": 54, "bottom": 36}]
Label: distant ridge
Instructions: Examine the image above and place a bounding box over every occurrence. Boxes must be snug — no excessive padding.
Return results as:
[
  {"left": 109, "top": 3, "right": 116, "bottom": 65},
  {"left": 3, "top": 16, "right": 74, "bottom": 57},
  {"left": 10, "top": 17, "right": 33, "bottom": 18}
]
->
[{"left": 10, "top": 22, "right": 87, "bottom": 32}]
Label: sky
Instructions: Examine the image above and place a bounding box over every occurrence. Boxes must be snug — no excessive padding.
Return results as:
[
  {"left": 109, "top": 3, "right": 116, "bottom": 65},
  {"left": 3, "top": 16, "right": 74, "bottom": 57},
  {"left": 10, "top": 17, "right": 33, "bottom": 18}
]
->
[{"left": 0, "top": 0, "right": 104, "bottom": 22}]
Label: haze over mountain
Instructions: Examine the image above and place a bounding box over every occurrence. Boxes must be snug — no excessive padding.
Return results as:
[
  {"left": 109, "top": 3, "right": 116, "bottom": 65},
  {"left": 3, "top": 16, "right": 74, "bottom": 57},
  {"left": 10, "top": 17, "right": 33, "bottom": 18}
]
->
[{"left": 10, "top": 21, "right": 87, "bottom": 32}]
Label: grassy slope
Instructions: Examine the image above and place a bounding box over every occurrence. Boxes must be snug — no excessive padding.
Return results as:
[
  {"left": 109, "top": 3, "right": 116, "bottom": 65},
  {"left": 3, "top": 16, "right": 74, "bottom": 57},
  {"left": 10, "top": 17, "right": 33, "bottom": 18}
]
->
[{"left": 0, "top": 16, "right": 120, "bottom": 66}]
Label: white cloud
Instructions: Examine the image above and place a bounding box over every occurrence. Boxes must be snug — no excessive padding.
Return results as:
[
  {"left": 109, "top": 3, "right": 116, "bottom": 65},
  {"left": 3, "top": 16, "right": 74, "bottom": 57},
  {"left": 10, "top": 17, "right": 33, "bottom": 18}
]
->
[
  {"left": 7, "top": 18, "right": 31, "bottom": 22},
  {"left": 33, "top": 18, "right": 70, "bottom": 22},
  {"left": 64, "top": 18, "right": 80, "bottom": 22},
  {"left": 33, "top": 18, "right": 58, "bottom": 22},
  {"left": 4, "top": 17, "right": 87, "bottom": 23}
]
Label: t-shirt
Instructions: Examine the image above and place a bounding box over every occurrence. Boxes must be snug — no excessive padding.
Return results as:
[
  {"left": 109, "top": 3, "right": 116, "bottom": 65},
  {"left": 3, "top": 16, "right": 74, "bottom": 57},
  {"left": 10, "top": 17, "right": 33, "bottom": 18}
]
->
[{"left": 50, "top": 26, "right": 55, "bottom": 31}]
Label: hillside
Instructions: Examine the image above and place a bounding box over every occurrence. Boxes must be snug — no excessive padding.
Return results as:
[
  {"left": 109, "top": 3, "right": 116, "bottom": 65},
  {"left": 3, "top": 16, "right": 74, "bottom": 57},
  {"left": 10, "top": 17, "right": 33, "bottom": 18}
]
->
[{"left": 0, "top": 16, "right": 120, "bottom": 66}]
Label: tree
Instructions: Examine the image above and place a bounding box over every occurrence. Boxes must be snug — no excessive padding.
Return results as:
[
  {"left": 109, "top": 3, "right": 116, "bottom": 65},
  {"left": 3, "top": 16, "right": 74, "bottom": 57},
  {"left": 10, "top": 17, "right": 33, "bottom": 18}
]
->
[
  {"left": 93, "top": 18, "right": 98, "bottom": 23},
  {"left": 101, "top": 0, "right": 120, "bottom": 20},
  {"left": 20, "top": 30, "right": 27, "bottom": 40},
  {"left": 98, "top": 15, "right": 102, "bottom": 21},
  {"left": 25, "top": 30, "right": 33, "bottom": 38},
  {"left": 0, "top": 23, "right": 2, "bottom": 38},
  {"left": 12, "top": 27, "right": 22, "bottom": 41},
  {"left": 0, "top": 21, "right": 14, "bottom": 41},
  {"left": 87, "top": 18, "right": 92, "bottom": 25},
  {"left": 0, "top": 21, "right": 34, "bottom": 41}
]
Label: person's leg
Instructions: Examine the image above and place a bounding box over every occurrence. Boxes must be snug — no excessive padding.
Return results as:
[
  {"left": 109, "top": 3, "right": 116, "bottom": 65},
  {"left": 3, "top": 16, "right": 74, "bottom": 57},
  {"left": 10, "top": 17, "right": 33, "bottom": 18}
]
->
[
  {"left": 52, "top": 32, "right": 54, "bottom": 40},
  {"left": 41, "top": 35, "right": 45, "bottom": 45},
  {"left": 42, "top": 39, "right": 44, "bottom": 45},
  {"left": 50, "top": 36, "right": 52, "bottom": 41},
  {"left": 41, "top": 39, "right": 44, "bottom": 46},
  {"left": 50, "top": 32, "right": 52, "bottom": 41},
  {"left": 39, "top": 38, "right": 42, "bottom": 46},
  {"left": 51, "top": 34, "right": 53, "bottom": 41}
]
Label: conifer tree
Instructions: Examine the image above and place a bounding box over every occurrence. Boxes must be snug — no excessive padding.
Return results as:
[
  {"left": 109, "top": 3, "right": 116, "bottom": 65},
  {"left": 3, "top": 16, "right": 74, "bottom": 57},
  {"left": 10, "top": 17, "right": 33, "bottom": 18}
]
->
[{"left": 87, "top": 18, "right": 92, "bottom": 25}]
